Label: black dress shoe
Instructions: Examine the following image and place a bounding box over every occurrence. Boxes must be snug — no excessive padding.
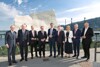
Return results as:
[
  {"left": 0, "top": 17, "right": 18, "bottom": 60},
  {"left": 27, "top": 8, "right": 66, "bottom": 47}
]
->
[
  {"left": 57, "top": 55, "right": 60, "bottom": 57},
  {"left": 31, "top": 57, "right": 33, "bottom": 59},
  {"left": 81, "top": 56, "right": 86, "bottom": 59},
  {"left": 72, "top": 55, "right": 76, "bottom": 57},
  {"left": 20, "top": 58, "right": 24, "bottom": 62},
  {"left": 76, "top": 56, "right": 78, "bottom": 59},
  {"left": 61, "top": 56, "right": 63, "bottom": 58},
  {"left": 86, "top": 58, "right": 89, "bottom": 61},
  {"left": 54, "top": 56, "right": 56, "bottom": 58},
  {"left": 48, "top": 55, "right": 52, "bottom": 57},
  {"left": 13, "top": 61, "right": 17, "bottom": 63},
  {"left": 36, "top": 55, "right": 38, "bottom": 58},
  {"left": 68, "top": 56, "right": 70, "bottom": 58},
  {"left": 25, "top": 59, "right": 28, "bottom": 61},
  {"left": 9, "top": 63, "right": 12, "bottom": 66},
  {"left": 43, "top": 56, "right": 45, "bottom": 58}
]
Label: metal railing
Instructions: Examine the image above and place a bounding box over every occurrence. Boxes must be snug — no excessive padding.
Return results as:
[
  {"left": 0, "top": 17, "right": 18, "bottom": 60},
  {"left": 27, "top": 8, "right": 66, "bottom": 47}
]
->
[
  {"left": 94, "top": 32, "right": 100, "bottom": 62},
  {"left": 94, "top": 41, "right": 100, "bottom": 61}
]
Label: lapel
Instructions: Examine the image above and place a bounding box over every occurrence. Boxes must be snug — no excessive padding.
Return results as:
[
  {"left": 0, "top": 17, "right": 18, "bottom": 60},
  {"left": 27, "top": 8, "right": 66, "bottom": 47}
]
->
[
  {"left": 9, "top": 31, "right": 13, "bottom": 38},
  {"left": 85, "top": 28, "right": 89, "bottom": 36},
  {"left": 10, "top": 31, "right": 16, "bottom": 39},
  {"left": 22, "top": 29, "right": 26, "bottom": 35},
  {"left": 50, "top": 28, "right": 54, "bottom": 35},
  {"left": 75, "top": 29, "right": 78, "bottom": 35},
  {"left": 83, "top": 28, "right": 85, "bottom": 35},
  {"left": 58, "top": 31, "right": 61, "bottom": 36},
  {"left": 31, "top": 30, "right": 35, "bottom": 37},
  {"left": 31, "top": 30, "right": 33, "bottom": 37},
  {"left": 41, "top": 31, "right": 44, "bottom": 36}
]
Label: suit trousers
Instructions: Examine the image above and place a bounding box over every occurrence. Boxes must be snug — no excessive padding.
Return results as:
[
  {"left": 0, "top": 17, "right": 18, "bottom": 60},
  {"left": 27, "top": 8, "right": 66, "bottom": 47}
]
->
[
  {"left": 73, "top": 40, "right": 80, "bottom": 57},
  {"left": 57, "top": 42, "right": 63, "bottom": 56},
  {"left": 19, "top": 41, "right": 28, "bottom": 60},
  {"left": 8, "top": 44, "right": 16, "bottom": 64},
  {"left": 39, "top": 41, "right": 45, "bottom": 57},
  {"left": 82, "top": 39, "right": 91, "bottom": 59},
  {"left": 30, "top": 41, "right": 38, "bottom": 57},
  {"left": 49, "top": 39, "right": 56, "bottom": 56}
]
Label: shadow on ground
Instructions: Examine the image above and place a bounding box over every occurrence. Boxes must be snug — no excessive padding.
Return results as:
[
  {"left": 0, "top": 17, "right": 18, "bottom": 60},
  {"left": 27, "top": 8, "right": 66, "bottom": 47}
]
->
[{"left": 0, "top": 57, "right": 90, "bottom": 67}]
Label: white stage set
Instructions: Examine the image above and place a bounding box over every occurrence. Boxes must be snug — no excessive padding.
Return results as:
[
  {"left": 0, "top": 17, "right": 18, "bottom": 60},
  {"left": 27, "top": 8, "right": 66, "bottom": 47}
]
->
[{"left": 14, "top": 10, "right": 58, "bottom": 31}]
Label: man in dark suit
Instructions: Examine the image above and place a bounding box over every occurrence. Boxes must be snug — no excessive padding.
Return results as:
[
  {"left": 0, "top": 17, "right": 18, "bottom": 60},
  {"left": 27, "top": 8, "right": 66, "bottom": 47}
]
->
[
  {"left": 17, "top": 24, "right": 29, "bottom": 61},
  {"left": 72, "top": 24, "right": 81, "bottom": 59},
  {"left": 81, "top": 22, "right": 93, "bottom": 61},
  {"left": 5, "top": 25, "right": 17, "bottom": 66},
  {"left": 48, "top": 23, "right": 57, "bottom": 58},
  {"left": 29, "top": 26, "right": 38, "bottom": 59},
  {"left": 38, "top": 26, "right": 47, "bottom": 58},
  {"left": 57, "top": 25, "right": 65, "bottom": 58}
]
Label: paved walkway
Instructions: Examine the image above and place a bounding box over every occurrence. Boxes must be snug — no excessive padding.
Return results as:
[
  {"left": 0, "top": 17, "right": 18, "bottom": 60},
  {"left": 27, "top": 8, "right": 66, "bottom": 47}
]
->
[{"left": 0, "top": 48, "right": 100, "bottom": 67}]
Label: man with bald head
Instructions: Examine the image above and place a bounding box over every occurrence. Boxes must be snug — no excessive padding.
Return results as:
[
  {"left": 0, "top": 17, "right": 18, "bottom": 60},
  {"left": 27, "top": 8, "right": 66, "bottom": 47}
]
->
[
  {"left": 57, "top": 25, "right": 65, "bottom": 58},
  {"left": 17, "top": 24, "right": 29, "bottom": 61},
  {"left": 81, "top": 22, "right": 93, "bottom": 61},
  {"left": 72, "top": 24, "right": 81, "bottom": 59},
  {"left": 5, "top": 25, "right": 17, "bottom": 66},
  {"left": 38, "top": 26, "right": 47, "bottom": 58},
  {"left": 29, "top": 25, "right": 38, "bottom": 58}
]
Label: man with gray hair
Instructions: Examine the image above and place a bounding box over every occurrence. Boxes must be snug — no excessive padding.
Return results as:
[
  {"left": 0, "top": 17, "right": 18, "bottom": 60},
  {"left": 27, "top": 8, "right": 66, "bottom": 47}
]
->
[
  {"left": 57, "top": 25, "right": 65, "bottom": 58},
  {"left": 17, "top": 24, "right": 29, "bottom": 61},
  {"left": 72, "top": 24, "right": 81, "bottom": 59},
  {"left": 81, "top": 22, "right": 93, "bottom": 61},
  {"left": 5, "top": 25, "right": 17, "bottom": 66}
]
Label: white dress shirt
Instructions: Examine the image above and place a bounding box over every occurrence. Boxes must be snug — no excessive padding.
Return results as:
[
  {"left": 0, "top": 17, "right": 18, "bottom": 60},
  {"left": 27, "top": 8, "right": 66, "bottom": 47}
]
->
[{"left": 84, "top": 27, "right": 89, "bottom": 36}]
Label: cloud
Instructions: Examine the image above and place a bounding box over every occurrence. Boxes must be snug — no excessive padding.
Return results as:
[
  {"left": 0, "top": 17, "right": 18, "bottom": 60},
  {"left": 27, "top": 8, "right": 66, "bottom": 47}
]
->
[
  {"left": 0, "top": 2, "right": 21, "bottom": 18},
  {"left": 15, "top": 0, "right": 28, "bottom": 5},
  {"left": 18, "top": 0, "right": 22, "bottom": 5},
  {"left": 57, "top": 3, "right": 100, "bottom": 24},
  {"left": 31, "top": 5, "right": 42, "bottom": 12},
  {"left": 0, "top": 2, "right": 22, "bottom": 30}
]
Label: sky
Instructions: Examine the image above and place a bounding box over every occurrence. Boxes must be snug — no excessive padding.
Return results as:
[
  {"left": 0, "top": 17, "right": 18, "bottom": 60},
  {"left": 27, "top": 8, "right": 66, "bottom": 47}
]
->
[{"left": 0, "top": 0, "right": 100, "bottom": 30}]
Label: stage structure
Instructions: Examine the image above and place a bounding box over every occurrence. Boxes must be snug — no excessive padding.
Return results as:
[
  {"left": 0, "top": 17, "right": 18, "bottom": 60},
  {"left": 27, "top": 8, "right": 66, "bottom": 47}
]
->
[{"left": 14, "top": 10, "right": 57, "bottom": 31}]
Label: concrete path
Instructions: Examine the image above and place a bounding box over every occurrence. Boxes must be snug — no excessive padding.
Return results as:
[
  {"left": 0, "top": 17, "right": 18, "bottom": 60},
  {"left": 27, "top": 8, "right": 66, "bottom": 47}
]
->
[{"left": 0, "top": 49, "right": 100, "bottom": 67}]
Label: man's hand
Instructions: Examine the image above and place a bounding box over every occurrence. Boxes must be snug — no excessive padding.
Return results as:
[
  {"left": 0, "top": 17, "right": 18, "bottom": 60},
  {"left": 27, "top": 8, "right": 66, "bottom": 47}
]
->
[
  {"left": 63, "top": 41, "right": 65, "bottom": 43},
  {"left": 82, "top": 36, "right": 86, "bottom": 39},
  {"left": 17, "top": 42, "right": 19, "bottom": 45},
  {"left": 6, "top": 44, "right": 9, "bottom": 48},
  {"left": 31, "top": 38, "right": 36, "bottom": 40},
  {"left": 49, "top": 35, "right": 52, "bottom": 38},
  {"left": 41, "top": 39, "right": 45, "bottom": 42},
  {"left": 27, "top": 42, "right": 29, "bottom": 45},
  {"left": 73, "top": 36, "right": 76, "bottom": 39}
]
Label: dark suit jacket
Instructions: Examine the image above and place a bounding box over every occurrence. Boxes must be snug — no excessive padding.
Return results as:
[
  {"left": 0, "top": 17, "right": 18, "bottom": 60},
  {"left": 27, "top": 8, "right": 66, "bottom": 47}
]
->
[
  {"left": 57, "top": 30, "right": 65, "bottom": 43},
  {"left": 17, "top": 29, "right": 29, "bottom": 44},
  {"left": 29, "top": 30, "right": 38, "bottom": 44},
  {"left": 48, "top": 28, "right": 57, "bottom": 41},
  {"left": 38, "top": 31, "right": 47, "bottom": 43},
  {"left": 5, "top": 31, "right": 16, "bottom": 47},
  {"left": 81, "top": 27, "right": 94, "bottom": 44},
  {"left": 73, "top": 29, "right": 81, "bottom": 42}
]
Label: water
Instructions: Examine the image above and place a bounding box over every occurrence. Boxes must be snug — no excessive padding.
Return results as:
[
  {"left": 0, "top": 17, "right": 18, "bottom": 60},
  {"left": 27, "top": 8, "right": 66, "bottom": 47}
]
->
[
  {"left": 0, "top": 38, "right": 5, "bottom": 46},
  {"left": 0, "top": 31, "right": 100, "bottom": 46}
]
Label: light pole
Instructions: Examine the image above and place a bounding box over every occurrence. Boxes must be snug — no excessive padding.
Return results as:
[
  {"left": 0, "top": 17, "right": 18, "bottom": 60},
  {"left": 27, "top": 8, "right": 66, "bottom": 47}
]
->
[
  {"left": 65, "top": 19, "right": 66, "bottom": 30},
  {"left": 84, "top": 17, "right": 86, "bottom": 23},
  {"left": 71, "top": 18, "right": 73, "bottom": 29}
]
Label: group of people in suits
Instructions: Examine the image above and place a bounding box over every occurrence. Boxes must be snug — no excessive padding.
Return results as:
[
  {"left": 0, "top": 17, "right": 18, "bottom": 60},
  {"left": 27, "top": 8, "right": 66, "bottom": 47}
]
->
[{"left": 5, "top": 22, "right": 93, "bottom": 66}]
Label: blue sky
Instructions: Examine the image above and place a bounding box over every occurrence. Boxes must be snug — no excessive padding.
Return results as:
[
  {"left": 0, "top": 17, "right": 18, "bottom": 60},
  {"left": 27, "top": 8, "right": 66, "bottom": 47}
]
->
[{"left": 0, "top": 0, "right": 100, "bottom": 30}]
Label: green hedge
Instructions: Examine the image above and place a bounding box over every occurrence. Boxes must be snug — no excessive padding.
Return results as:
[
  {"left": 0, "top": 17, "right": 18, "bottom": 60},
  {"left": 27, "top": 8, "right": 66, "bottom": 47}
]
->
[{"left": 0, "top": 42, "right": 100, "bottom": 57}]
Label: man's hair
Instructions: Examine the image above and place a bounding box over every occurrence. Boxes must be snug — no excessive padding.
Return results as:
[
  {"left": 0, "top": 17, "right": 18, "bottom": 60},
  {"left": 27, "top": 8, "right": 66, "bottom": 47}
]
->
[{"left": 50, "top": 23, "right": 53, "bottom": 25}]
